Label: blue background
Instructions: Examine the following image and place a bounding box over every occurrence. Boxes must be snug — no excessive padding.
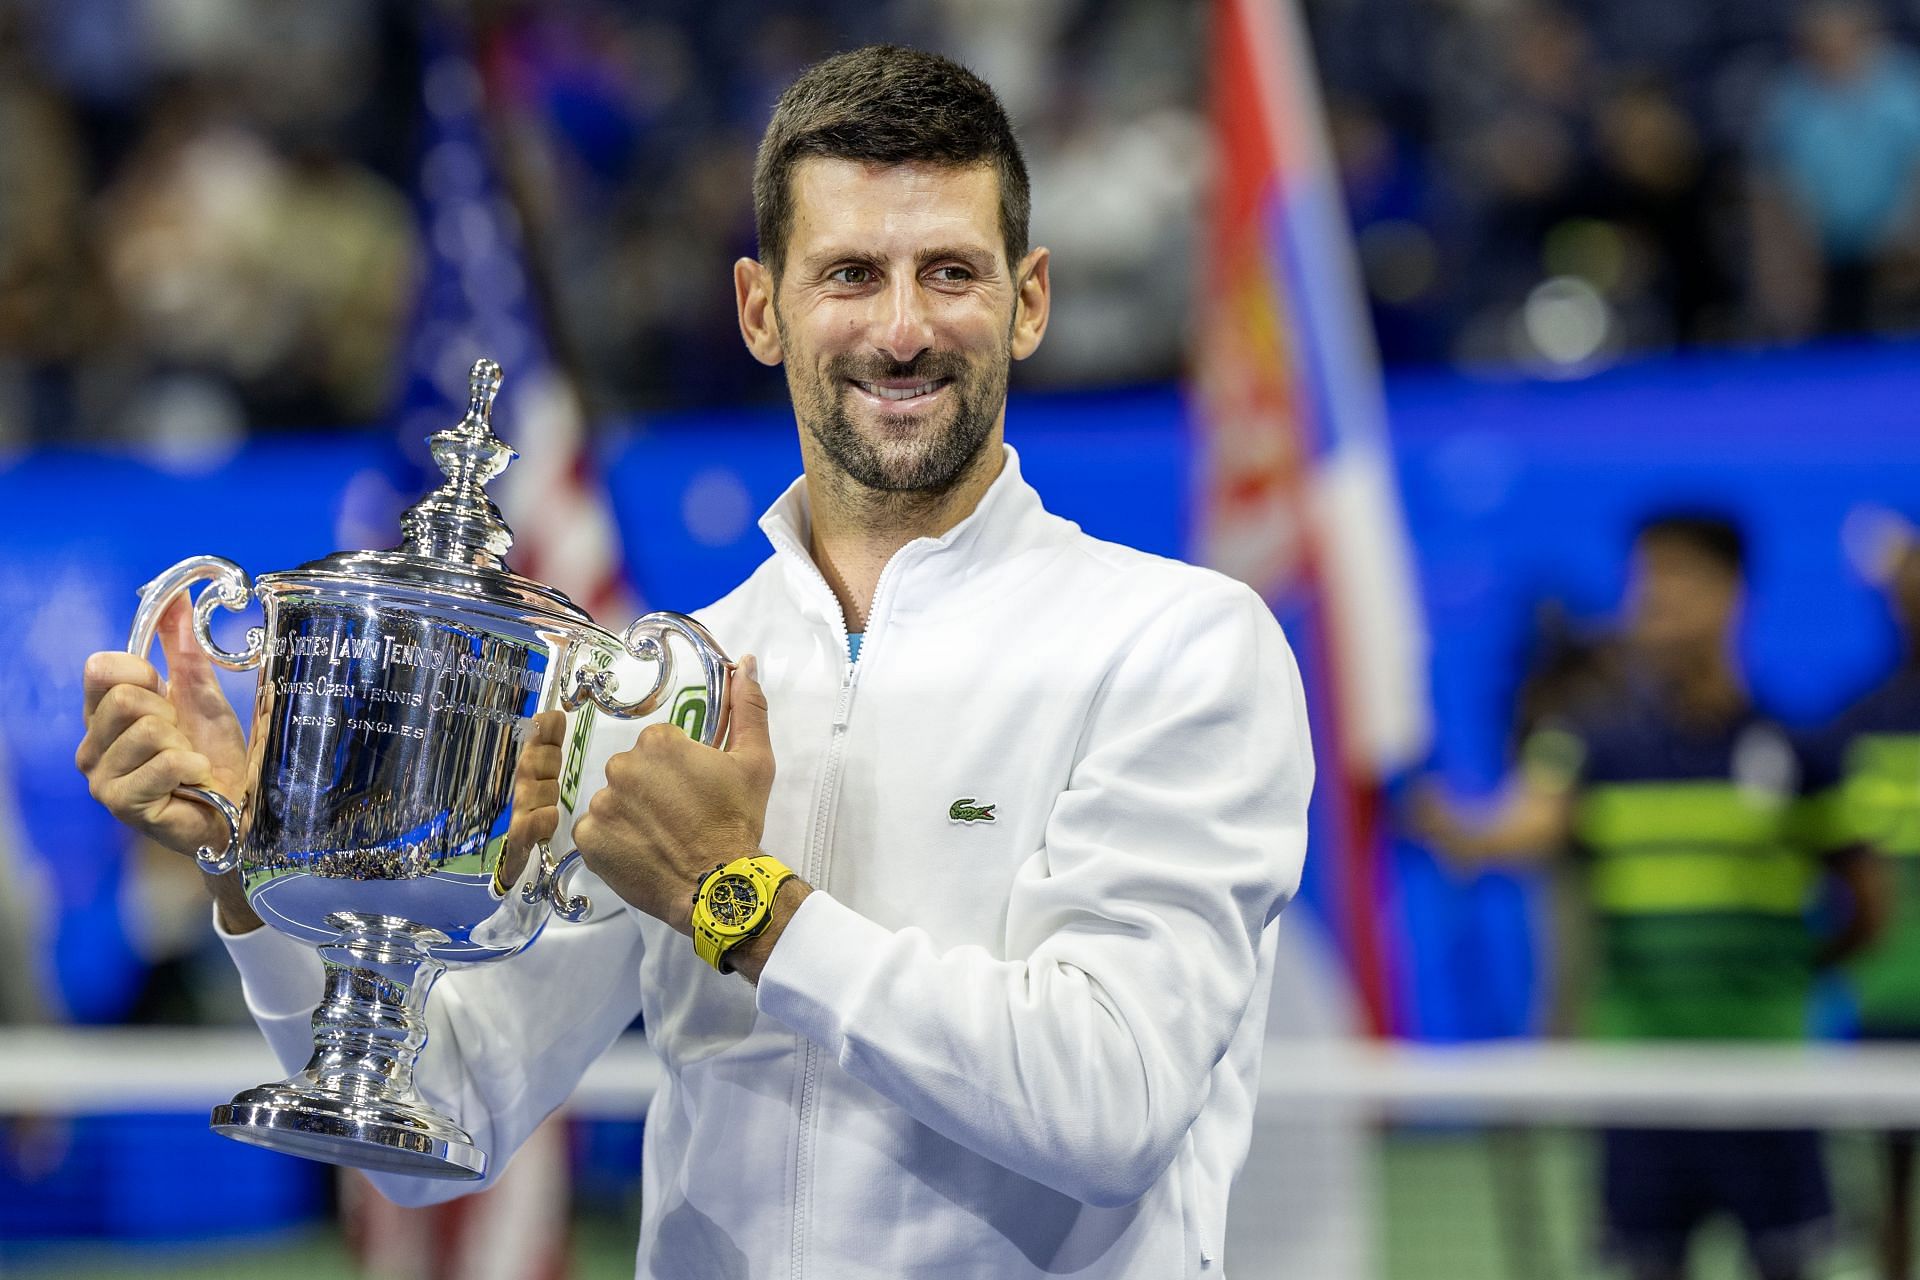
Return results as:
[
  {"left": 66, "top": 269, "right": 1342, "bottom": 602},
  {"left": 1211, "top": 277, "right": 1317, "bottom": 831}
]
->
[{"left": 8, "top": 341, "right": 1918, "bottom": 1041}]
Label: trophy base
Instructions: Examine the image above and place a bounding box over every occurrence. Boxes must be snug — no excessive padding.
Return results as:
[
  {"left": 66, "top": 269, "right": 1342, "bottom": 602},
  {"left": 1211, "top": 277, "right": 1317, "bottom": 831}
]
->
[{"left": 212, "top": 1085, "right": 487, "bottom": 1180}]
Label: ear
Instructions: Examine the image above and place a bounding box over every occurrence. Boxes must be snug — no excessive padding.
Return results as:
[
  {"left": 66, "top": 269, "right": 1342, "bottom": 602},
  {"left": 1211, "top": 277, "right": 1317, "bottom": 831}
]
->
[
  {"left": 1010, "top": 247, "right": 1051, "bottom": 361},
  {"left": 735, "top": 257, "right": 784, "bottom": 367}
]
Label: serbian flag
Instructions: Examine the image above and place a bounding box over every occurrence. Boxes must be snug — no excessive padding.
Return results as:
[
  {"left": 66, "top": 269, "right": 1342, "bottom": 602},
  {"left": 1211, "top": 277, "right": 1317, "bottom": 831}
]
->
[{"left": 1192, "top": 0, "right": 1430, "bottom": 1032}]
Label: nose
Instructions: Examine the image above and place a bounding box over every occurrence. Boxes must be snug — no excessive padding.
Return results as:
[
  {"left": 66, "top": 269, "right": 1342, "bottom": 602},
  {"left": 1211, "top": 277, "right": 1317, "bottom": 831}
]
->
[{"left": 874, "top": 274, "right": 933, "bottom": 365}]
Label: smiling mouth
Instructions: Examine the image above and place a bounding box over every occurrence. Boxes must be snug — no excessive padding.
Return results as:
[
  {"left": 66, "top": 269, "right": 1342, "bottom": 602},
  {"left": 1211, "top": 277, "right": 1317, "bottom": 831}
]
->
[{"left": 850, "top": 378, "right": 951, "bottom": 403}]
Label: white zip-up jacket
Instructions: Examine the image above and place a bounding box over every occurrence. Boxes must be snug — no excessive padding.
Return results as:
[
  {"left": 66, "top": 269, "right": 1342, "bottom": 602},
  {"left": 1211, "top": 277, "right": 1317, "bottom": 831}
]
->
[{"left": 222, "top": 447, "right": 1313, "bottom": 1278}]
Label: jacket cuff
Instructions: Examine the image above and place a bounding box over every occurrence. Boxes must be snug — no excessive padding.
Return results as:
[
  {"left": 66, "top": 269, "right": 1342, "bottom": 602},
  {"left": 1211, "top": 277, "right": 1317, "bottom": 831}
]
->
[
  {"left": 754, "top": 890, "right": 888, "bottom": 1055},
  {"left": 214, "top": 907, "right": 324, "bottom": 1020}
]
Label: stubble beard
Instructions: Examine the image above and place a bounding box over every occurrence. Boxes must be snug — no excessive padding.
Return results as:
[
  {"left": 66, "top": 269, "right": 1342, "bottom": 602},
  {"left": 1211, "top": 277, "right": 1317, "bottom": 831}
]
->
[{"left": 782, "top": 316, "right": 1011, "bottom": 514}]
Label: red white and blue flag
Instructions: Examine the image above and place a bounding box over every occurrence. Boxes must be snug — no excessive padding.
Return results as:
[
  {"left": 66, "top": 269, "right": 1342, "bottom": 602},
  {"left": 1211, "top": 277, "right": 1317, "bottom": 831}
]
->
[
  {"left": 1193, "top": 0, "right": 1430, "bottom": 1031},
  {"left": 336, "top": 12, "right": 635, "bottom": 1277},
  {"left": 339, "top": 12, "right": 634, "bottom": 626}
]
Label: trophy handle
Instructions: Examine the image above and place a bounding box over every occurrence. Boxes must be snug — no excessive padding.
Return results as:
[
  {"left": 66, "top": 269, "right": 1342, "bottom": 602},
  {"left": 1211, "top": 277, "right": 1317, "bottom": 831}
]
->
[
  {"left": 127, "top": 555, "right": 263, "bottom": 876},
  {"left": 543, "top": 613, "right": 736, "bottom": 921},
  {"left": 562, "top": 612, "right": 734, "bottom": 738}
]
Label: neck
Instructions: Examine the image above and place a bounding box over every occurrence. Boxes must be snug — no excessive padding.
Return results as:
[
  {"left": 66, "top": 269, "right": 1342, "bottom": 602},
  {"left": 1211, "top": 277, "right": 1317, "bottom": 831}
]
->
[{"left": 803, "top": 441, "right": 1004, "bottom": 633}]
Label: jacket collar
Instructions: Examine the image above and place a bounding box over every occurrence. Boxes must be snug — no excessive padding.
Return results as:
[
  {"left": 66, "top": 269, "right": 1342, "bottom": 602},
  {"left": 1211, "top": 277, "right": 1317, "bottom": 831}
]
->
[{"left": 757, "top": 444, "right": 1055, "bottom": 624}]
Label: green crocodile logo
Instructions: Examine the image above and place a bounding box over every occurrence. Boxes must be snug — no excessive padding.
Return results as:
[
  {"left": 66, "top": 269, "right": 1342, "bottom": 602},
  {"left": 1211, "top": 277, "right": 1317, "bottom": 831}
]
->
[{"left": 949, "top": 798, "right": 997, "bottom": 824}]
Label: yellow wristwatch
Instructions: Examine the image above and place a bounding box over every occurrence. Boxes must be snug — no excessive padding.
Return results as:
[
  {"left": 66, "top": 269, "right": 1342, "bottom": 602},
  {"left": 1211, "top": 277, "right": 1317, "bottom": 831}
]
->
[{"left": 690, "top": 854, "right": 796, "bottom": 973}]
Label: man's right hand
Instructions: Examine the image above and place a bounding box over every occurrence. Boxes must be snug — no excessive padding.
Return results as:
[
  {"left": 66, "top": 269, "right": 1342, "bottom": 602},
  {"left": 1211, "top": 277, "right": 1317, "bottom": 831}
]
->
[{"left": 75, "top": 595, "right": 259, "bottom": 931}]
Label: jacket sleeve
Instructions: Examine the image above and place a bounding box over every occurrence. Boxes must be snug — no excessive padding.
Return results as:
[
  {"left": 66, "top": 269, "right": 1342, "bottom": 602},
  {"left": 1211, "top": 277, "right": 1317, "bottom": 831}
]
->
[
  {"left": 219, "top": 905, "right": 647, "bottom": 1206},
  {"left": 754, "top": 581, "right": 1312, "bottom": 1208}
]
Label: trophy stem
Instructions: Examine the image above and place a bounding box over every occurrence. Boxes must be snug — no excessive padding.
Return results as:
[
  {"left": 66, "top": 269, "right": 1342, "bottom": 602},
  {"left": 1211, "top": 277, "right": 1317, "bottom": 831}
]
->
[
  {"left": 309, "top": 916, "right": 446, "bottom": 1100},
  {"left": 210, "top": 915, "right": 488, "bottom": 1179}
]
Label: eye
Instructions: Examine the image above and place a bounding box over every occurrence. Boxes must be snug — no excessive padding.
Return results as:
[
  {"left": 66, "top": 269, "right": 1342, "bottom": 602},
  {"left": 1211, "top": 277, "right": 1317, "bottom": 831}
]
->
[
  {"left": 930, "top": 265, "right": 974, "bottom": 284},
  {"left": 828, "top": 265, "right": 874, "bottom": 286}
]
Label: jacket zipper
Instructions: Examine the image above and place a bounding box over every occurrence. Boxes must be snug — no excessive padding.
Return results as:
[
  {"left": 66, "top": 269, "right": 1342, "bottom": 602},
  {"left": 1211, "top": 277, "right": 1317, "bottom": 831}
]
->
[
  {"left": 791, "top": 653, "right": 854, "bottom": 1280},
  {"left": 786, "top": 545, "right": 856, "bottom": 1280},
  {"left": 781, "top": 536, "right": 910, "bottom": 1280}
]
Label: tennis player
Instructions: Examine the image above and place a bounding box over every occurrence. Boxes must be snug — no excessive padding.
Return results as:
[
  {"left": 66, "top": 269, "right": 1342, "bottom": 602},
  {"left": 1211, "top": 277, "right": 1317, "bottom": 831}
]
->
[{"left": 80, "top": 45, "right": 1312, "bottom": 1278}]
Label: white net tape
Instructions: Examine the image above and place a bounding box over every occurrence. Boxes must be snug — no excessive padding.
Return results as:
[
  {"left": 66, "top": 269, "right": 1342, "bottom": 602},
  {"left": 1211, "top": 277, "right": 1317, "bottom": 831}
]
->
[
  {"left": 8, "top": 1032, "right": 1920, "bottom": 1278},
  {"left": 6, "top": 1031, "right": 1920, "bottom": 1127}
]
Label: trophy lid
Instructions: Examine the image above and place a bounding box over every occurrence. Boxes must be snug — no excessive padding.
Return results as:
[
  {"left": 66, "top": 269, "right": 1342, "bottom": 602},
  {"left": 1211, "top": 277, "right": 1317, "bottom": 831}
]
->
[{"left": 264, "top": 359, "right": 599, "bottom": 629}]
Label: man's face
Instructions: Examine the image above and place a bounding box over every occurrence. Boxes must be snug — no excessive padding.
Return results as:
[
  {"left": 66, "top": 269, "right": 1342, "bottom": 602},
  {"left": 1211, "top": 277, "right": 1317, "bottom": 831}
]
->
[
  {"left": 1626, "top": 535, "right": 1741, "bottom": 662},
  {"left": 751, "top": 158, "right": 1040, "bottom": 496}
]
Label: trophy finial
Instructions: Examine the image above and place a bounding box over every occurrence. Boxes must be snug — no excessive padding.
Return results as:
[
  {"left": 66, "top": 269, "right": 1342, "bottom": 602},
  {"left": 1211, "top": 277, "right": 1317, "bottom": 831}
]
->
[
  {"left": 467, "top": 359, "right": 502, "bottom": 426},
  {"left": 399, "top": 356, "right": 518, "bottom": 569}
]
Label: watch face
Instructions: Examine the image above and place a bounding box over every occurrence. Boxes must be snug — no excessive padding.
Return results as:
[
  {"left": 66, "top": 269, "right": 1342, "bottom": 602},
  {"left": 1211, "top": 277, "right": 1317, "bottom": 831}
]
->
[{"left": 705, "top": 873, "right": 761, "bottom": 928}]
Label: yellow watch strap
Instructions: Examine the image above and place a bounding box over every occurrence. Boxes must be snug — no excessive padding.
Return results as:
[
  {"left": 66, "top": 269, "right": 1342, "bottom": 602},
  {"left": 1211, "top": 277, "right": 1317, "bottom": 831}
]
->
[{"left": 692, "top": 854, "right": 796, "bottom": 973}]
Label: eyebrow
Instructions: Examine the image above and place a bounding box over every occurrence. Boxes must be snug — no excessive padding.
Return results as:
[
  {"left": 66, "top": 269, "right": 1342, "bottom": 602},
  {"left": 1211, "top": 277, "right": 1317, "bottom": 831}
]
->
[{"left": 912, "top": 245, "right": 998, "bottom": 272}]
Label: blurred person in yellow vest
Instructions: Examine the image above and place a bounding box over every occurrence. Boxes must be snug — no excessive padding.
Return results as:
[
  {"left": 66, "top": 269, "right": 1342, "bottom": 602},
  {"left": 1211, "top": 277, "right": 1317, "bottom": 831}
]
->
[
  {"left": 0, "top": 735, "right": 52, "bottom": 1024},
  {"left": 1414, "top": 512, "right": 1884, "bottom": 1280},
  {"left": 1803, "top": 515, "right": 1920, "bottom": 1280}
]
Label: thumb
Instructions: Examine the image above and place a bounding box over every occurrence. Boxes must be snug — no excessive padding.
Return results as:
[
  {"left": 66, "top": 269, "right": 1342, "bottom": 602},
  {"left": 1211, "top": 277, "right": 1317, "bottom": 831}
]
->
[
  {"left": 723, "top": 655, "right": 772, "bottom": 761},
  {"left": 155, "top": 595, "right": 222, "bottom": 710}
]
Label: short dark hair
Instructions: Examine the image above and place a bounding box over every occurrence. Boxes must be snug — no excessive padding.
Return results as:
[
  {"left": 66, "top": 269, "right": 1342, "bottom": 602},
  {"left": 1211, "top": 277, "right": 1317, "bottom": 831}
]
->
[
  {"left": 752, "top": 45, "right": 1031, "bottom": 278},
  {"left": 1635, "top": 511, "right": 1747, "bottom": 577}
]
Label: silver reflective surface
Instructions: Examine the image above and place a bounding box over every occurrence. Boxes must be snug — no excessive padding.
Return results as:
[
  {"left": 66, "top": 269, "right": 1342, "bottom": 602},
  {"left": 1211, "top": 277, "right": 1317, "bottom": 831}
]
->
[
  {"left": 236, "top": 578, "right": 608, "bottom": 963},
  {"left": 117, "top": 359, "right": 735, "bottom": 1179}
]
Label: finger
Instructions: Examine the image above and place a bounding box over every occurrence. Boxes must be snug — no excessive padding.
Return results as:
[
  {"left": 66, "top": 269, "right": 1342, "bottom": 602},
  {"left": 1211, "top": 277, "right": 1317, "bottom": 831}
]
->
[
  {"left": 722, "top": 654, "right": 771, "bottom": 760},
  {"left": 508, "top": 805, "right": 560, "bottom": 849},
  {"left": 157, "top": 594, "right": 224, "bottom": 711},
  {"left": 531, "top": 708, "right": 567, "bottom": 747},
  {"left": 76, "top": 684, "right": 176, "bottom": 772},
  {"left": 572, "top": 811, "right": 599, "bottom": 859},
  {"left": 634, "top": 721, "right": 683, "bottom": 753},
  {"left": 83, "top": 652, "right": 163, "bottom": 721},
  {"left": 516, "top": 743, "right": 563, "bottom": 784},
  {"left": 95, "top": 746, "right": 215, "bottom": 820},
  {"left": 514, "top": 775, "right": 559, "bottom": 813},
  {"left": 93, "top": 714, "right": 202, "bottom": 787}
]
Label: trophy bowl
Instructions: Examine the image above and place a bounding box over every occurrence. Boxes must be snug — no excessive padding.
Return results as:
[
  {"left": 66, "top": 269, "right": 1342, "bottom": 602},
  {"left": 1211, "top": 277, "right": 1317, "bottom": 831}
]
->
[{"left": 122, "top": 359, "right": 731, "bottom": 1179}]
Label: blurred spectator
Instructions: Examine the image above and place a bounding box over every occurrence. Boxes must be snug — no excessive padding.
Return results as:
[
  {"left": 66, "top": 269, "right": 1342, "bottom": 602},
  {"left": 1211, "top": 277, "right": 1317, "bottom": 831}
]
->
[
  {"left": 99, "top": 81, "right": 416, "bottom": 443},
  {"left": 1752, "top": 0, "right": 1920, "bottom": 336},
  {"left": 0, "top": 65, "right": 113, "bottom": 445},
  {"left": 1332, "top": 98, "right": 1454, "bottom": 364},
  {"left": 1413, "top": 514, "right": 1883, "bottom": 1280},
  {"left": 1436, "top": 5, "right": 1605, "bottom": 362},
  {"left": 0, "top": 737, "right": 52, "bottom": 1025},
  {"left": 1803, "top": 520, "right": 1920, "bottom": 1280},
  {"left": 1589, "top": 74, "right": 1727, "bottom": 346}
]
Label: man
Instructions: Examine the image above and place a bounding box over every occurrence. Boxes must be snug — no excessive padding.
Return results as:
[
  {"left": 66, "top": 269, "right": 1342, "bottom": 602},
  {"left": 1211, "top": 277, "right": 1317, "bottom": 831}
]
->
[
  {"left": 1754, "top": 0, "right": 1920, "bottom": 335},
  {"left": 75, "top": 46, "right": 1312, "bottom": 1278},
  {"left": 1415, "top": 514, "right": 1879, "bottom": 1280},
  {"left": 1804, "top": 525, "right": 1920, "bottom": 1280}
]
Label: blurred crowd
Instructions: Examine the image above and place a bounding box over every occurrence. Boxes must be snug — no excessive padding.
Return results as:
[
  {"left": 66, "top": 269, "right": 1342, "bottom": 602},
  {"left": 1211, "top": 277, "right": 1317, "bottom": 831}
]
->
[
  {"left": 0, "top": 0, "right": 1202, "bottom": 445},
  {"left": 9, "top": 0, "right": 1920, "bottom": 443},
  {"left": 0, "top": 0, "right": 421, "bottom": 446},
  {"left": 1318, "top": 0, "right": 1920, "bottom": 367}
]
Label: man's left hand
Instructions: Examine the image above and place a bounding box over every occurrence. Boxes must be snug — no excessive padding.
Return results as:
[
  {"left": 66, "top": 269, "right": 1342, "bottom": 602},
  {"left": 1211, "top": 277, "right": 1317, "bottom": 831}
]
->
[{"left": 573, "top": 655, "right": 775, "bottom": 932}]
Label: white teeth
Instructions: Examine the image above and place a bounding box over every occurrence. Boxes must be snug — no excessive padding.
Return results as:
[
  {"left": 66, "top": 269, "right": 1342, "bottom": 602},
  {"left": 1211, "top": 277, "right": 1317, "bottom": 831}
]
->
[{"left": 859, "top": 380, "right": 943, "bottom": 401}]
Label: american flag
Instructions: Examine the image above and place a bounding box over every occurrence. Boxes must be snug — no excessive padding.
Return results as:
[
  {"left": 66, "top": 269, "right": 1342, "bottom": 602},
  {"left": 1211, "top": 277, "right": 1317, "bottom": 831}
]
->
[
  {"left": 336, "top": 11, "right": 628, "bottom": 1275},
  {"left": 1192, "top": 0, "right": 1431, "bottom": 1031},
  {"left": 339, "top": 8, "right": 634, "bottom": 625}
]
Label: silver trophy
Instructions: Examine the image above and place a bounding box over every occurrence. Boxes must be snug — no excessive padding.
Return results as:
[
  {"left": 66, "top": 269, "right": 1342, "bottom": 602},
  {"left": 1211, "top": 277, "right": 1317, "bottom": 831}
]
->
[{"left": 124, "top": 359, "right": 731, "bottom": 1179}]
